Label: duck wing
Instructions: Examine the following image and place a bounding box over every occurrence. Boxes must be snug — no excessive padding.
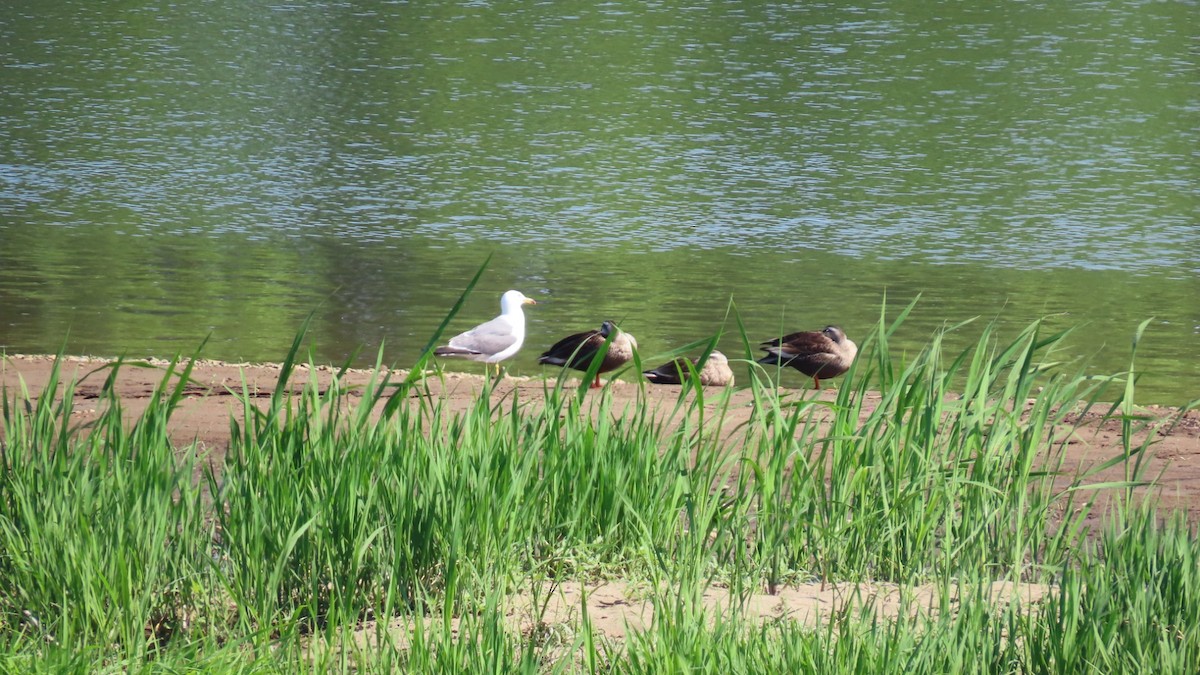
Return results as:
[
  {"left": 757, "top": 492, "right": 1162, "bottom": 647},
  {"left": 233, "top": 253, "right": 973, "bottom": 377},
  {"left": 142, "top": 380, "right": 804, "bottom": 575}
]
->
[
  {"left": 643, "top": 357, "right": 691, "bottom": 384},
  {"left": 759, "top": 330, "right": 838, "bottom": 371},
  {"left": 538, "top": 329, "right": 603, "bottom": 369}
]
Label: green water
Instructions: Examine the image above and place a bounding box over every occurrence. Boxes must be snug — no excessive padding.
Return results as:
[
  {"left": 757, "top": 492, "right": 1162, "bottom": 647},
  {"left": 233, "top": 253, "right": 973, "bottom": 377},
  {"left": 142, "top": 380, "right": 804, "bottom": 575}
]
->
[{"left": 1, "top": 1, "right": 1196, "bottom": 403}]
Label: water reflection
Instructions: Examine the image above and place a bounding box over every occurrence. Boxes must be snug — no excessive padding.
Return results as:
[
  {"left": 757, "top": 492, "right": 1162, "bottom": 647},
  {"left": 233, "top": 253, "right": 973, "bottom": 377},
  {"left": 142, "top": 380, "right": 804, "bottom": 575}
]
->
[{"left": 0, "top": 0, "right": 1195, "bottom": 403}]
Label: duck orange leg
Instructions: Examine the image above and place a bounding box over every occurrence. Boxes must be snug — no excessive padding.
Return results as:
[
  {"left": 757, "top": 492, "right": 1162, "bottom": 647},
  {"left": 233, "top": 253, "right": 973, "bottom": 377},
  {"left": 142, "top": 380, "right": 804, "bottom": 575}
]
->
[{"left": 591, "top": 373, "right": 602, "bottom": 388}]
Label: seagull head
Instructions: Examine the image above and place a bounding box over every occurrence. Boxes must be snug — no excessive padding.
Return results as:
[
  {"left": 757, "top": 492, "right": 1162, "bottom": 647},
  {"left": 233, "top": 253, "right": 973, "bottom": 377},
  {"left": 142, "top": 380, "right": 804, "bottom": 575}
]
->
[{"left": 500, "top": 290, "right": 536, "bottom": 314}]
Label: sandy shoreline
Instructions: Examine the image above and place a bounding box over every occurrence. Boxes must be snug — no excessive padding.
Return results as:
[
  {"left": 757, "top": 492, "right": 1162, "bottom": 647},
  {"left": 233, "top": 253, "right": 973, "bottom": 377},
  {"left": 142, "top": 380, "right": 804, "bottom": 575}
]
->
[{"left": 3, "top": 353, "right": 1198, "bottom": 519}]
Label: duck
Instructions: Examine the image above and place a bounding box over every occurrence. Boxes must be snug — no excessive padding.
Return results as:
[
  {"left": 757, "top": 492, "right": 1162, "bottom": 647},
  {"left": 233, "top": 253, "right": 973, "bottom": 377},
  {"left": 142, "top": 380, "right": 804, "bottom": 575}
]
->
[
  {"left": 643, "top": 350, "right": 734, "bottom": 387},
  {"left": 434, "top": 290, "right": 537, "bottom": 377},
  {"left": 757, "top": 326, "right": 857, "bottom": 389},
  {"left": 538, "top": 320, "right": 638, "bottom": 388}
]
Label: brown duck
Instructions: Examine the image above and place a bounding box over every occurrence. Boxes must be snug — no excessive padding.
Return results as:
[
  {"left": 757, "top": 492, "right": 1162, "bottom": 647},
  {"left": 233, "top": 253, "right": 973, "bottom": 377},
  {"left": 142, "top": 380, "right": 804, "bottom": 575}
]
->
[
  {"left": 643, "top": 350, "right": 734, "bottom": 387},
  {"left": 758, "top": 326, "right": 857, "bottom": 389},
  {"left": 538, "top": 320, "right": 638, "bottom": 388}
]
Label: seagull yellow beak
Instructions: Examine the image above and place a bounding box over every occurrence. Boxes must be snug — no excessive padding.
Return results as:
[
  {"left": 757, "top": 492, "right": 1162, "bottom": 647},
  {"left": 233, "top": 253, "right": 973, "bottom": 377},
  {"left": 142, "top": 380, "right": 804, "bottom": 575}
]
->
[{"left": 524, "top": 298, "right": 537, "bottom": 305}]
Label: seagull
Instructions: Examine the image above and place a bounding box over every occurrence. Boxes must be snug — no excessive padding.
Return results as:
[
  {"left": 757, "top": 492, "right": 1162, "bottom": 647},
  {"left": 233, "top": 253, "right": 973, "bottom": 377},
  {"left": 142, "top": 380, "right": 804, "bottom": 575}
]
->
[
  {"left": 434, "top": 290, "right": 536, "bottom": 377},
  {"left": 758, "top": 326, "right": 857, "bottom": 389},
  {"left": 538, "top": 320, "right": 638, "bottom": 389},
  {"left": 643, "top": 350, "right": 734, "bottom": 387}
]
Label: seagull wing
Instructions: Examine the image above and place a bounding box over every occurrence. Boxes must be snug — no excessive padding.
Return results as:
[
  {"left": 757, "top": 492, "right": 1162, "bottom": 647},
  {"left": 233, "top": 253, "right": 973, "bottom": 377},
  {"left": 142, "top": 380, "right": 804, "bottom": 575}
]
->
[{"left": 447, "top": 316, "right": 519, "bottom": 356}]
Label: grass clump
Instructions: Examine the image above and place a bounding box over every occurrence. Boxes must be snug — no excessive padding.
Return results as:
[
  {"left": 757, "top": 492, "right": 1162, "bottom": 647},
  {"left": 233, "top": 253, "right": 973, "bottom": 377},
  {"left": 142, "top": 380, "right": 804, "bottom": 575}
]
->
[
  {"left": 0, "top": 353, "right": 212, "bottom": 662},
  {"left": 1, "top": 299, "right": 1198, "bottom": 672},
  {"left": 741, "top": 314, "right": 1118, "bottom": 588}
]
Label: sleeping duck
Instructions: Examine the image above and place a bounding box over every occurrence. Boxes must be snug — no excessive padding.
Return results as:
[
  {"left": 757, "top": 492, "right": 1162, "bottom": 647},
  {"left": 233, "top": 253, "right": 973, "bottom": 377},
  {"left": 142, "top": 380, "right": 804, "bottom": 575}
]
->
[
  {"left": 643, "top": 350, "right": 734, "bottom": 387},
  {"left": 758, "top": 326, "right": 856, "bottom": 389},
  {"left": 538, "top": 320, "right": 638, "bottom": 388}
]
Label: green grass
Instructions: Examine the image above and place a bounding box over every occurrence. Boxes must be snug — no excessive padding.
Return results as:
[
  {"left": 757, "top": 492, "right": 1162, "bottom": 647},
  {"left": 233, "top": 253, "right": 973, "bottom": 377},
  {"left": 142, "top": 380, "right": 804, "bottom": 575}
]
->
[{"left": 1, "top": 301, "right": 1198, "bottom": 673}]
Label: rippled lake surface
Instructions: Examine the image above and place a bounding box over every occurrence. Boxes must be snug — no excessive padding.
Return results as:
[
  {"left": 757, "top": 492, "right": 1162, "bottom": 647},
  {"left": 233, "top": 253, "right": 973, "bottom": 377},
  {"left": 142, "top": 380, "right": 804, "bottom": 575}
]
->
[{"left": 1, "top": 0, "right": 1196, "bottom": 403}]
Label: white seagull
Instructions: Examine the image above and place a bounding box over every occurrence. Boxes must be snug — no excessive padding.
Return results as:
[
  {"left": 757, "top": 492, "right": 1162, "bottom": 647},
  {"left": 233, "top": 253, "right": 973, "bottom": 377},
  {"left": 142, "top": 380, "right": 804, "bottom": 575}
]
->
[{"left": 434, "top": 290, "right": 537, "bottom": 377}]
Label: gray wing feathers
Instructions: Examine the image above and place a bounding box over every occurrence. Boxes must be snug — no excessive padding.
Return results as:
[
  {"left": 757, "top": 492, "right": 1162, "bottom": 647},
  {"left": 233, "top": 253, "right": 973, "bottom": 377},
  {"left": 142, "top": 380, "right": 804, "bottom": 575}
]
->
[{"left": 448, "top": 316, "right": 518, "bottom": 355}]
